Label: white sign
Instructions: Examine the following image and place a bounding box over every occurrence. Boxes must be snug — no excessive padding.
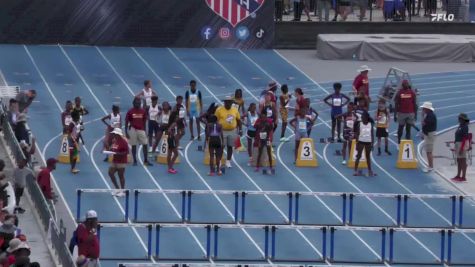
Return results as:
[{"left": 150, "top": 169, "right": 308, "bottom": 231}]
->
[
  {"left": 300, "top": 141, "right": 313, "bottom": 160},
  {"left": 401, "top": 142, "right": 414, "bottom": 161}
]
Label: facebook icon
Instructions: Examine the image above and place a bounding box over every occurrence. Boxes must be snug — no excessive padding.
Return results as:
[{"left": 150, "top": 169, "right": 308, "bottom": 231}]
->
[{"left": 201, "top": 26, "right": 213, "bottom": 40}]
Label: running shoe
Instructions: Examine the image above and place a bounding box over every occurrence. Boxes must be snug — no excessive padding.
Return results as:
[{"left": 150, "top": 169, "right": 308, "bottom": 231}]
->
[
  {"left": 208, "top": 171, "right": 215, "bottom": 176},
  {"left": 225, "top": 160, "right": 232, "bottom": 168},
  {"left": 422, "top": 167, "right": 433, "bottom": 173},
  {"left": 111, "top": 189, "right": 119, "bottom": 196},
  {"left": 168, "top": 168, "right": 178, "bottom": 174},
  {"left": 144, "top": 161, "right": 153, "bottom": 167},
  {"left": 190, "top": 136, "right": 195, "bottom": 141},
  {"left": 385, "top": 150, "right": 392, "bottom": 156},
  {"left": 451, "top": 176, "right": 462, "bottom": 181},
  {"left": 116, "top": 191, "right": 125, "bottom": 197},
  {"left": 342, "top": 160, "right": 347, "bottom": 165},
  {"left": 71, "top": 168, "right": 80, "bottom": 174},
  {"left": 217, "top": 170, "right": 223, "bottom": 176}
]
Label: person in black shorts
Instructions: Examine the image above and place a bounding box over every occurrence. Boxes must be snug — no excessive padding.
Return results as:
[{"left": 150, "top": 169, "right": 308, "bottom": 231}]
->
[
  {"left": 337, "top": 102, "right": 356, "bottom": 165},
  {"left": 166, "top": 127, "right": 179, "bottom": 174},
  {"left": 173, "top": 96, "right": 186, "bottom": 149},
  {"left": 206, "top": 115, "right": 224, "bottom": 176},
  {"left": 375, "top": 99, "right": 391, "bottom": 156},
  {"left": 354, "top": 111, "right": 375, "bottom": 177},
  {"left": 153, "top": 102, "right": 171, "bottom": 153},
  {"left": 245, "top": 103, "right": 258, "bottom": 163}
]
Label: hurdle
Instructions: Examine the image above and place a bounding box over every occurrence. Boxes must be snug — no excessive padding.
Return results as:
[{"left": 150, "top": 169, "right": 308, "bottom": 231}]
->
[
  {"left": 76, "top": 189, "right": 130, "bottom": 222},
  {"left": 388, "top": 227, "right": 446, "bottom": 264},
  {"left": 80, "top": 188, "right": 475, "bottom": 228},
  {"left": 97, "top": 223, "right": 153, "bottom": 260},
  {"left": 102, "top": 222, "right": 475, "bottom": 265},
  {"left": 132, "top": 189, "right": 188, "bottom": 223},
  {"left": 446, "top": 228, "right": 475, "bottom": 265}
]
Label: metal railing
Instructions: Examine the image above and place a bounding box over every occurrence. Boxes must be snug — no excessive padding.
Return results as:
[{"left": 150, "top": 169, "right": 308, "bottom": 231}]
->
[
  {"left": 275, "top": 0, "right": 470, "bottom": 22},
  {"left": 0, "top": 100, "right": 75, "bottom": 267}
]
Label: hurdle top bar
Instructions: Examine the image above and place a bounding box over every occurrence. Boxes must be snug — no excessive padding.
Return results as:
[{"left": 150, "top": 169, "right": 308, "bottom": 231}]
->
[
  {"left": 77, "top": 188, "right": 475, "bottom": 199},
  {"left": 98, "top": 222, "right": 475, "bottom": 233}
]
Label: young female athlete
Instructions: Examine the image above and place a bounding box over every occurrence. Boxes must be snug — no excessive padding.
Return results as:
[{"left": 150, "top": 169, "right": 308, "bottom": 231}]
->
[
  {"left": 354, "top": 111, "right": 376, "bottom": 177},
  {"left": 245, "top": 103, "right": 259, "bottom": 163},
  {"left": 375, "top": 99, "right": 392, "bottom": 156},
  {"left": 101, "top": 105, "right": 121, "bottom": 161},
  {"left": 290, "top": 107, "right": 309, "bottom": 163},
  {"left": 206, "top": 115, "right": 224, "bottom": 176},
  {"left": 279, "top": 84, "right": 291, "bottom": 142}
]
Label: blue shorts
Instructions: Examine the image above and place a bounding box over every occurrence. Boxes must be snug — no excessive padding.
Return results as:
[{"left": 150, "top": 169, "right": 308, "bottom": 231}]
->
[{"left": 189, "top": 110, "right": 198, "bottom": 118}]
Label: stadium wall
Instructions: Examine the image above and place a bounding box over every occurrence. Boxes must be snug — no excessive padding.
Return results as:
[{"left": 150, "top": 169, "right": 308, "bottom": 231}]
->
[
  {"left": 275, "top": 22, "right": 475, "bottom": 49},
  {"left": 0, "top": 0, "right": 274, "bottom": 49}
]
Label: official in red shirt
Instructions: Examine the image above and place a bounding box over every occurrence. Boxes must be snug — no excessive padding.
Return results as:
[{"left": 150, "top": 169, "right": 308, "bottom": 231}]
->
[
  {"left": 77, "top": 210, "right": 100, "bottom": 266},
  {"left": 394, "top": 80, "right": 418, "bottom": 143},
  {"left": 108, "top": 128, "right": 129, "bottom": 197},
  {"left": 125, "top": 97, "right": 153, "bottom": 166},
  {"left": 352, "top": 65, "right": 371, "bottom": 104},
  {"left": 37, "top": 158, "right": 56, "bottom": 201}
]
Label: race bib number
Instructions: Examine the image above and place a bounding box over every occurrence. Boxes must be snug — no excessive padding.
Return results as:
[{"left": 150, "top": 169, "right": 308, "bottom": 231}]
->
[
  {"left": 259, "top": 132, "right": 268, "bottom": 139},
  {"left": 179, "top": 108, "right": 185, "bottom": 119},
  {"left": 298, "top": 121, "right": 307, "bottom": 130},
  {"left": 378, "top": 115, "right": 387, "bottom": 124},
  {"left": 266, "top": 109, "right": 273, "bottom": 118},
  {"left": 226, "top": 114, "right": 234, "bottom": 124},
  {"left": 346, "top": 119, "right": 354, "bottom": 129},
  {"left": 189, "top": 94, "right": 197, "bottom": 103},
  {"left": 161, "top": 114, "right": 169, "bottom": 124},
  {"left": 250, "top": 116, "right": 258, "bottom": 126},
  {"left": 333, "top": 98, "right": 342, "bottom": 107}
]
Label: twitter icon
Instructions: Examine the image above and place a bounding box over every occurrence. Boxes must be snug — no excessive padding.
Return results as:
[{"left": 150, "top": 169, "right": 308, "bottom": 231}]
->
[{"left": 235, "top": 26, "right": 249, "bottom": 40}]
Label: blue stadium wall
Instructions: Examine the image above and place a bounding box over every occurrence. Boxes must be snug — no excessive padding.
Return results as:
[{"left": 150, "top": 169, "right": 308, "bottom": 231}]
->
[{"left": 0, "top": 0, "right": 274, "bottom": 49}]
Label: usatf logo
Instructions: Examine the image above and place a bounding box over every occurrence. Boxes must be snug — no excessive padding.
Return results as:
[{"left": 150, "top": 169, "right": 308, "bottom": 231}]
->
[
  {"left": 430, "top": 13, "right": 455, "bottom": 21},
  {"left": 205, "top": 0, "right": 266, "bottom": 27}
]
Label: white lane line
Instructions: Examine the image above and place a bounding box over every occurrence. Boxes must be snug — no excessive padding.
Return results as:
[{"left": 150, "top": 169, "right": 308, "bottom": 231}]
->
[
  {"left": 240, "top": 49, "right": 386, "bottom": 263},
  {"left": 204, "top": 48, "right": 325, "bottom": 260},
  {"left": 272, "top": 49, "right": 449, "bottom": 263},
  {"left": 26, "top": 46, "right": 150, "bottom": 260},
  {"left": 96, "top": 46, "right": 209, "bottom": 257},
  {"left": 167, "top": 47, "right": 273, "bottom": 262}
]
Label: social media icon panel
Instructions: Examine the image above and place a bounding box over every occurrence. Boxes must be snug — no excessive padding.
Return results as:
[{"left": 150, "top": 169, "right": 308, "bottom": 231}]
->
[
  {"left": 255, "top": 27, "right": 265, "bottom": 39},
  {"left": 201, "top": 26, "right": 213, "bottom": 40},
  {"left": 236, "top": 26, "right": 249, "bottom": 40},
  {"left": 219, "top": 27, "right": 231, "bottom": 39}
]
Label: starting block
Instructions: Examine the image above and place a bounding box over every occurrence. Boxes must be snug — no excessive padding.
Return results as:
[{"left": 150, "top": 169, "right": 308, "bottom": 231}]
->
[
  {"left": 296, "top": 138, "right": 318, "bottom": 167},
  {"left": 347, "top": 139, "right": 367, "bottom": 169},
  {"left": 203, "top": 145, "right": 226, "bottom": 166},
  {"left": 396, "top": 139, "right": 417, "bottom": 169},
  {"left": 58, "top": 135, "right": 80, "bottom": 164},
  {"left": 156, "top": 135, "right": 180, "bottom": 164},
  {"left": 251, "top": 146, "right": 277, "bottom": 167}
]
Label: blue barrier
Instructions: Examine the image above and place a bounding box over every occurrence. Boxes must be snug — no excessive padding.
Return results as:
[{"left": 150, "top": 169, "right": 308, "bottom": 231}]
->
[
  {"left": 79, "top": 188, "right": 475, "bottom": 228},
  {"left": 76, "top": 189, "right": 130, "bottom": 222},
  {"left": 97, "top": 223, "right": 153, "bottom": 260}
]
